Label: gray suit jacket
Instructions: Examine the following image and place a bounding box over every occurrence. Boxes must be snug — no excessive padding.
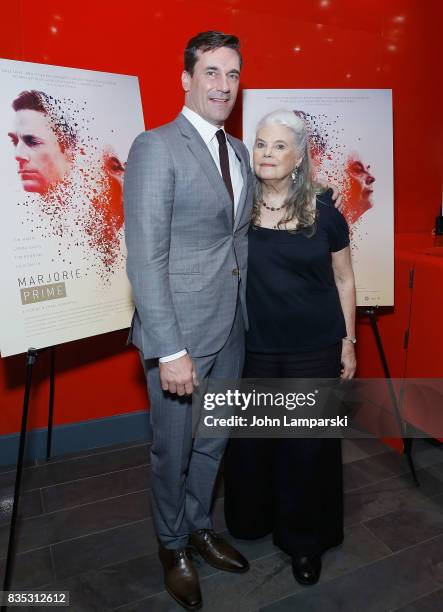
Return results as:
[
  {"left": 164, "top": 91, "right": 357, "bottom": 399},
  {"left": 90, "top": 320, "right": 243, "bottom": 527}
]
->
[{"left": 123, "top": 113, "right": 253, "bottom": 360}]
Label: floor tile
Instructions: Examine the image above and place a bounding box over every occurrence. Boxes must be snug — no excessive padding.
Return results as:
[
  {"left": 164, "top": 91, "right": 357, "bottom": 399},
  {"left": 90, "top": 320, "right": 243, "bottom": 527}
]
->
[
  {"left": 43, "top": 551, "right": 164, "bottom": 611},
  {"left": 344, "top": 464, "right": 443, "bottom": 526},
  {"left": 343, "top": 461, "right": 374, "bottom": 491},
  {"left": 187, "top": 522, "right": 391, "bottom": 611},
  {"left": 221, "top": 532, "right": 279, "bottom": 562},
  {"left": 0, "top": 464, "right": 16, "bottom": 474},
  {"left": 393, "top": 588, "right": 443, "bottom": 611},
  {"left": 40, "top": 527, "right": 274, "bottom": 611},
  {"left": 411, "top": 444, "right": 443, "bottom": 470},
  {"left": 342, "top": 441, "right": 441, "bottom": 492},
  {"left": 42, "top": 465, "right": 151, "bottom": 513},
  {"left": 0, "top": 445, "right": 150, "bottom": 493},
  {"left": 344, "top": 450, "right": 408, "bottom": 487},
  {"left": 51, "top": 518, "right": 158, "bottom": 580},
  {"left": 363, "top": 493, "right": 443, "bottom": 552},
  {"left": 426, "top": 461, "right": 443, "bottom": 481},
  {"left": 38, "top": 440, "right": 149, "bottom": 466},
  {"left": 0, "top": 488, "right": 43, "bottom": 525},
  {"left": 347, "top": 438, "right": 391, "bottom": 458},
  {"left": 341, "top": 439, "right": 374, "bottom": 464},
  {"left": 0, "top": 490, "right": 151, "bottom": 556},
  {"left": 0, "top": 546, "right": 54, "bottom": 590},
  {"left": 260, "top": 534, "right": 443, "bottom": 612},
  {"left": 111, "top": 591, "right": 183, "bottom": 611}
]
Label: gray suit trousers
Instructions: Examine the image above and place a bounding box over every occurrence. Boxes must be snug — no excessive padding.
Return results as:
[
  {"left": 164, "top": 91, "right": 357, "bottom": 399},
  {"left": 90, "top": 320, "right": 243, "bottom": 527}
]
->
[{"left": 142, "top": 301, "right": 245, "bottom": 549}]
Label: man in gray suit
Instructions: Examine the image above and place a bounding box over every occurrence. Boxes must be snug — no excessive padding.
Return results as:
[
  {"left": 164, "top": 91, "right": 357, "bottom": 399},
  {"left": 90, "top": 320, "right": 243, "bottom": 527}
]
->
[{"left": 124, "top": 31, "right": 251, "bottom": 610}]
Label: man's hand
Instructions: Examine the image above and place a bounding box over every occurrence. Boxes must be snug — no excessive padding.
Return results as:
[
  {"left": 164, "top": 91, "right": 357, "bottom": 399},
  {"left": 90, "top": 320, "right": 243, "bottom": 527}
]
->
[
  {"left": 159, "top": 354, "right": 197, "bottom": 396},
  {"left": 318, "top": 178, "right": 341, "bottom": 205}
]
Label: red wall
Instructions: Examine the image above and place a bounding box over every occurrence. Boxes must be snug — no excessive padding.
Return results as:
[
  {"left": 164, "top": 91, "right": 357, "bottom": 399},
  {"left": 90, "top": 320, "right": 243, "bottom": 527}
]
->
[{"left": 1, "top": 0, "right": 442, "bottom": 435}]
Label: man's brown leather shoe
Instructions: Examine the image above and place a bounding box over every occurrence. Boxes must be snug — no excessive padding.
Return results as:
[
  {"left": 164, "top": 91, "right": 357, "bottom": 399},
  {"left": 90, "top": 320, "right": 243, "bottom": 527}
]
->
[
  {"left": 158, "top": 545, "right": 202, "bottom": 610},
  {"left": 189, "top": 529, "right": 249, "bottom": 573}
]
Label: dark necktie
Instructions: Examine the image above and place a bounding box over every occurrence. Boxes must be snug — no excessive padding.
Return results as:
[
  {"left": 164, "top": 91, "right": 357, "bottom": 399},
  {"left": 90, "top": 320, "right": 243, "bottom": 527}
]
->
[{"left": 215, "top": 130, "right": 235, "bottom": 220}]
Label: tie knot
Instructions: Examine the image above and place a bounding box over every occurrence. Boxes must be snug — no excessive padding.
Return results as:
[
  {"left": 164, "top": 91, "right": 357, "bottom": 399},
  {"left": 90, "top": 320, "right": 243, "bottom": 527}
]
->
[{"left": 216, "top": 129, "right": 226, "bottom": 145}]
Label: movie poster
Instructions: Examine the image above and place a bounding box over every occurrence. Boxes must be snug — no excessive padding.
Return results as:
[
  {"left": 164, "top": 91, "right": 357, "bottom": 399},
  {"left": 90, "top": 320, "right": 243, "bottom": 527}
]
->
[
  {"left": 243, "top": 89, "right": 394, "bottom": 307},
  {"left": 0, "top": 59, "right": 144, "bottom": 357}
]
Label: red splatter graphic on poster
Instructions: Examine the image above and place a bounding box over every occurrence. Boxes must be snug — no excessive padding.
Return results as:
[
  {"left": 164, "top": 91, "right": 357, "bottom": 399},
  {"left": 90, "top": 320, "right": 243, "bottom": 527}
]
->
[{"left": 293, "top": 109, "right": 376, "bottom": 234}]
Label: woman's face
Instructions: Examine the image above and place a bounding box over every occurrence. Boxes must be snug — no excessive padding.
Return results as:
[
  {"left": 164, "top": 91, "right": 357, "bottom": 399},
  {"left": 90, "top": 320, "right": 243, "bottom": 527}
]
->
[
  {"left": 341, "top": 153, "right": 376, "bottom": 225},
  {"left": 347, "top": 154, "right": 375, "bottom": 204},
  {"left": 253, "top": 123, "right": 301, "bottom": 183}
]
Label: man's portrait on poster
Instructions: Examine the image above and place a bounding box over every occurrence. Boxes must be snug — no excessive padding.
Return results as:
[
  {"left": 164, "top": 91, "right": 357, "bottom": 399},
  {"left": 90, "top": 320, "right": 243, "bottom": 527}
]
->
[{"left": 8, "top": 89, "right": 126, "bottom": 278}]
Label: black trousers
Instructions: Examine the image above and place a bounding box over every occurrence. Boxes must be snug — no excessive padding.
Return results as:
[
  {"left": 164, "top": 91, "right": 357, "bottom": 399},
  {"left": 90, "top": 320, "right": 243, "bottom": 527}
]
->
[{"left": 223, "top": 343, "right": 344, "bottom": 557}]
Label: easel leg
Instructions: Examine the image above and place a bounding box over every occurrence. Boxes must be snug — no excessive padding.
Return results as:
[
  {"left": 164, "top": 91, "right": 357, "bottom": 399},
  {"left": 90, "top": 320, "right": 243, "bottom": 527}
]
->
[
  {"left": 46, "top": 347, "right": 56, "bottom": 461},
  {"left": 404, "top": 437, "right": 419, "bottom": 486},
  {"left": 364, "top": 308, "right": 419, "bottom": 486},
  {"left": 1, "top": 349, "right": 38, "bottom": 607}
]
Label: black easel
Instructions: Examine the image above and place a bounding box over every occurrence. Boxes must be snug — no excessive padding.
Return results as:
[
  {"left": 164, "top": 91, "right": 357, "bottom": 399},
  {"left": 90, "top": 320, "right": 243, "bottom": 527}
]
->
[
  {"left": 1, "top": 346, "right": 56, "bottom": 609},
  {"left": 361, "top": 307, "right": 419, "bottom": 486},
  {"left": 46, "top": 347, "right": 56, "bottom": 460}
]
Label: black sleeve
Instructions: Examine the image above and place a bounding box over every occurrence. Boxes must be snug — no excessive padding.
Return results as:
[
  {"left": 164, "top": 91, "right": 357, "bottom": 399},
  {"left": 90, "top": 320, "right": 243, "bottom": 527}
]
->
[
  {"left": 329, "top": 207, "right": 350, "bottom": 252},
  {"left": 317, "top": 189, "right": 350, "bottom": 253}
]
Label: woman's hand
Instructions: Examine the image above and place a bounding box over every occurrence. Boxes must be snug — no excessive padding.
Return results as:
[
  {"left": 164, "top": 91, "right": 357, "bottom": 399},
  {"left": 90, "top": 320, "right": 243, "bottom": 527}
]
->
[{"left": 341, "top": 340, "right": 356, "bottom": 380}]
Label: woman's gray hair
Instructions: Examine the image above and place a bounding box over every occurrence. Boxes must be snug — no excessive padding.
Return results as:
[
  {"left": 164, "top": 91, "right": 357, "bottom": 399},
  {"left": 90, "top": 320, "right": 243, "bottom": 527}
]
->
[{"left": 252, "top": 109, "right": 323, "bottom": 232}]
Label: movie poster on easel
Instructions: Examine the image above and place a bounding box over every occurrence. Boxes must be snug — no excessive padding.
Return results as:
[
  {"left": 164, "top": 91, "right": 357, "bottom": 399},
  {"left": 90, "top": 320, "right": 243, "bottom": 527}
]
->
[
  {"left": 243, "top": 89, "right": 394, "bottom": 307},
  {"left": 0, "top": 59, "right": 144, "bottom": 357}
]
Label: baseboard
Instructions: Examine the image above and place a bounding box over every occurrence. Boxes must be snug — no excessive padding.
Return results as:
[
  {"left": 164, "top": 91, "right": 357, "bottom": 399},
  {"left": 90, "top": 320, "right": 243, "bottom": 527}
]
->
[{"left": 0, "top": 410, "right": 152, "bottom": 466}]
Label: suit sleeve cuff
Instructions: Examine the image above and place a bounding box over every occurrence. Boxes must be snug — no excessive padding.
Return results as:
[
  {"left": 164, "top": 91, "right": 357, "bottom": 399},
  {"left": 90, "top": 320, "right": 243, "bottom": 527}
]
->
[{"left": 159, "top": 349, "right": 188, "bottom": 363}]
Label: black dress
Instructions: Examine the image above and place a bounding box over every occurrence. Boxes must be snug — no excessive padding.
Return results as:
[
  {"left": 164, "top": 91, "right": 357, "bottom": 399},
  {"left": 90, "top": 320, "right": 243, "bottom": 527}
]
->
[{"left": 224, "top": 189, "right": 349, "bottom": 557}]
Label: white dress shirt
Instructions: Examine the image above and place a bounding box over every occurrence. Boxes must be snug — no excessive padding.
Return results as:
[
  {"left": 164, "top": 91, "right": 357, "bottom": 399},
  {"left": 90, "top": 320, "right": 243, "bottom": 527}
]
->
[{"left": 160, "top": 106, "right": 244, "bottom": 363}]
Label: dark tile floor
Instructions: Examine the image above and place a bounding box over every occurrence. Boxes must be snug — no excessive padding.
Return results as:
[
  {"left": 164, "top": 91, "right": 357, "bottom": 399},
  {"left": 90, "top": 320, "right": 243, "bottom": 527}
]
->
[{"left": 0, "top": 438, "right": 442, "bottom": 611}]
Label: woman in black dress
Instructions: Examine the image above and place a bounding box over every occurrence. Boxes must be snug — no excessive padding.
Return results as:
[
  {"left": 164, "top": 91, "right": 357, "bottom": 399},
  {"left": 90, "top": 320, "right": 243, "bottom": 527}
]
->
[{"left": 224, "top": 109, "right": 356, "bottom": 585}]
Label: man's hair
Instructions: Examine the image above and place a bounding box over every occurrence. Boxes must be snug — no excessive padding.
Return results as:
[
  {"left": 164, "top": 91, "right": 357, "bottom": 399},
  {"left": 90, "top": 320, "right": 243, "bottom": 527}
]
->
[
  {"left": 12, "top": 89, "right": 78, "bottom": 152},
  {"left": 12, "top": 90, "right": 47, "bottom": 114},
  {"left": 184, "top": 31, "right": 242, "bottom": 75}
]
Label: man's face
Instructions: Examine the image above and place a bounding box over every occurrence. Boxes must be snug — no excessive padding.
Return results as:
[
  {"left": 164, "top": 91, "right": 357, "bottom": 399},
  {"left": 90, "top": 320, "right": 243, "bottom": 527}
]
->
[
  {"left": 181, "top": 47, "right": 241, "bottom": 127},
  {"left": 8, "top": 109, "right": 72, "bottom": 194}
]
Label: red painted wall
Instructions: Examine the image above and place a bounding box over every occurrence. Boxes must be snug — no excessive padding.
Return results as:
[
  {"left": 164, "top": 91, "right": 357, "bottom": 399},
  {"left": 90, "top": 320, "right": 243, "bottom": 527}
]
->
[{"left": 1, "top": 0, "right": 442, "bottom": 435}]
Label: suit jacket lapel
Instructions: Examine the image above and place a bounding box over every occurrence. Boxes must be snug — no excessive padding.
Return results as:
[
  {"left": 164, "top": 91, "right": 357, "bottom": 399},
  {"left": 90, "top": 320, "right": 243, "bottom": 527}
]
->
[
  {"left": 226, "top": 133, "right": 248, "bottom": 231},
  {"left": 175, "top": 114, "right": 233, "bottom": 228}
]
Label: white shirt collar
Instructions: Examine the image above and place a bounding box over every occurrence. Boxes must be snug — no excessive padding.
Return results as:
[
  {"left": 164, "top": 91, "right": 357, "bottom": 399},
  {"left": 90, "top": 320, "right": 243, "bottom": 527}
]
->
[{"left": 181, "top": 105, "right": 225, "bottom": 146}]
